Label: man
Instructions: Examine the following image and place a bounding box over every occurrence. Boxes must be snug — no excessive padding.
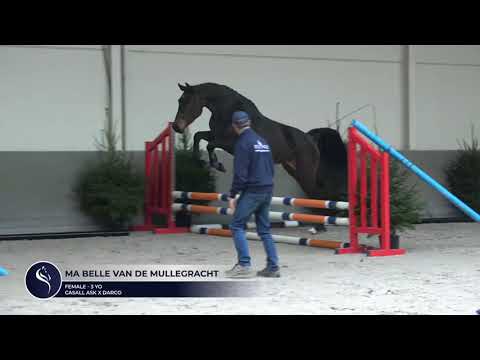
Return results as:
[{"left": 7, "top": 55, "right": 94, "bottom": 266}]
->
[{"left": 225, "top": 111, "right": 280, "bottom": 279}]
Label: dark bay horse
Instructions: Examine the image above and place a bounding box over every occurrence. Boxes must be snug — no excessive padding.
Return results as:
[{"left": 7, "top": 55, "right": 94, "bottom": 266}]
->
[{"left": 172, "top": 82, "right": 347, "bottom": 203}]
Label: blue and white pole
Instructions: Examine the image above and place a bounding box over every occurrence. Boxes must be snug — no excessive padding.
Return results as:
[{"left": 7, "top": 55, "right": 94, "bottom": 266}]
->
[{"left": 352, "top": 120, "right": 480, "bottom": 222}]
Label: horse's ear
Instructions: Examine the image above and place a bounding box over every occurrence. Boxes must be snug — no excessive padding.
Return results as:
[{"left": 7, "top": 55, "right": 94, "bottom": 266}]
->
[{"left": 179, "top": 83, "right": 194, "bottom": 93}]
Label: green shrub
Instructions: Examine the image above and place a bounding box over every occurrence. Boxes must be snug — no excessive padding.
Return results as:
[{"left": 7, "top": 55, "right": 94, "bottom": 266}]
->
[
  {"left": 74, "top": 128, "right": 144, "bottom": 229},
  {"left": 445, "top": 125, "right": 480, "bottom": 215},
  {"left": 389, "top": 158, "right": 424, "bottom": 235}
]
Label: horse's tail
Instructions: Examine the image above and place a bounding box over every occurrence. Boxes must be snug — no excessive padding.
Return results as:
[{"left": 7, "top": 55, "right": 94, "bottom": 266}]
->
[
  {"left": 307, "top": 128, "right": 348, "bottom": 200},
  {"left": 307, "top": 128, "right": 347, "bottom": 170}
]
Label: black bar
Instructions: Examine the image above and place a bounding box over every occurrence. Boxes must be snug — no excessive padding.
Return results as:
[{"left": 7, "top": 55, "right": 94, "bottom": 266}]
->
[
  {"left": 56, "top": 281, "right": 257, "bottom": 298},
  {"left": 0, "top": 231, "right": 130, "bottom": 241}
]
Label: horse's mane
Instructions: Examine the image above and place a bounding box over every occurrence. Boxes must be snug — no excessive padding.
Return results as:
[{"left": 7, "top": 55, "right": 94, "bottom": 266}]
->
[{"left": 194, "top": 83, "right": 261, "bottom": 117}]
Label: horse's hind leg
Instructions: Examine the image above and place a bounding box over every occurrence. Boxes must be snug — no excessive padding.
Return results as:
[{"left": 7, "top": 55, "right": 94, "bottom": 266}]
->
[
  {"left": 294, "top": 151, "right": 322, "bottom": 199},
  {"left": 281, "top": 161, "right": 297, "bottom": 180},
  {"left": 281, "top": 157, "right": 322, "bottom": 199},
  {"left": 281, "top": 161, "right": 327, "bottom": 233}
]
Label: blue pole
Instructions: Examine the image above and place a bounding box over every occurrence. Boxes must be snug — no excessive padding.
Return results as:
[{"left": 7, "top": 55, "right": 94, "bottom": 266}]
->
[
  {"left": 0, "top": 267, "right": 8, "bottom": 277},
  {"left": 352, "top": 119, "right": 480, "bottom": 223}
]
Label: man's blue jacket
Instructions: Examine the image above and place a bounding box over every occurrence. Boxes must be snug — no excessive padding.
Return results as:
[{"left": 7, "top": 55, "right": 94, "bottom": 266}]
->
[{"left": 229, "top": 128, "right": 275, "bottom": 199}]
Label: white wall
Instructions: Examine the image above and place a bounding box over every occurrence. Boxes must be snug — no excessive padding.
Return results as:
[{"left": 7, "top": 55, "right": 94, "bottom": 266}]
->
[
  {"left": 1, "top": 45, "right": 479, "bottom": 153},
  {"left": 0, "top": 45, "right": 106, "bottom": 151},
  {"left": 125, "top": 45, "right": 406, "bottom": 151},
  {"left": 416, "top": 45, "right": 480, "bottom": 65},
  {"left": 415, "top": 45, "right": 480, "bottom": 150},
  {"left": 127, "top": 45, "right": 402, "bottom": 62}
]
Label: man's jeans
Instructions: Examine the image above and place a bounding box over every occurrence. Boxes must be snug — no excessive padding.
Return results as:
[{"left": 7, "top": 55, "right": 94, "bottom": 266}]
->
[{"left": 230, "top": 191, "right": 279, "bottom": 272}]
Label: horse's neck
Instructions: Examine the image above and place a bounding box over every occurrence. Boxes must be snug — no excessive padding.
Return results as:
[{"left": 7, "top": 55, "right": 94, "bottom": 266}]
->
[
  {"left": 204, "top": 102, "right": 221, "bottom": 116},
  {"left": 202, "top": 86, "right": 264, "bottom": 128},
  {"left": 206, "top": 107, "right": 229, "bottom": 132},
  {"left": 205, "top": 96, "right": 238, "bottom": 122}
]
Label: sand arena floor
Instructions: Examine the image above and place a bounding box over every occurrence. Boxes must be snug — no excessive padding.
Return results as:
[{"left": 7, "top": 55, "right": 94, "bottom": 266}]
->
[{"left": 0, "top": 223, "right": 479, "bottom": 315}]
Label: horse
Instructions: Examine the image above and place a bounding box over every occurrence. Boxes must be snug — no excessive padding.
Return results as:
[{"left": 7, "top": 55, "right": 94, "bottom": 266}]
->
[{"left": 172, "top": 82, "right": 348, "bottom": 211}]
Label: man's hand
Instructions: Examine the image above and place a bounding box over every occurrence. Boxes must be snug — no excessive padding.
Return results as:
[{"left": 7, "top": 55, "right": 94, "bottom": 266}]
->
[{"left": 229, "top": 198, "right": 237, "bottom": 212}]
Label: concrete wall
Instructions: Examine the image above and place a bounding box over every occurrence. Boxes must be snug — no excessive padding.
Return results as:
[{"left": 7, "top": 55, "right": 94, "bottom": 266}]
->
[
  {"left": 0, "top": 148, "right": 464, "bottom": 234},
  {"left": 1, "top": 45, "right": 479, "bottom": 234},
  {"left": 0, "top": 152, "right": 100, "bottom": 234},
  {"left": 403, "top": 150, "right": 462, "bottom": 219}
]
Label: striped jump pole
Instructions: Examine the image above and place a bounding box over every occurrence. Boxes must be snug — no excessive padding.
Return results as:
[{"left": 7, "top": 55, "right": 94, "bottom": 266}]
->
[
  {"left": 172, "top": 204, "right": 350, "bottom": 226},
  {"left": 190, "top": 221, "right": 299, "bottom": 233},
  {"left": 173, "top": 191, "right": 349, "bottom": 211},
  {"left": 191, "top": 222, "right": 299, "bottom": 232},
  {"left": 0, "top": 267, "right": 8, "bottom": 277},
  {"left": 191, "top": 226, "right": 351, "bottom": 250}
]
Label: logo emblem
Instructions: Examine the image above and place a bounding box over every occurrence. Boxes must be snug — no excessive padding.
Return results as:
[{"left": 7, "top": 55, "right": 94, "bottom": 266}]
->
[
  {"left": 254, "top": 140, "right": 270, "bottom": 152},
  {"left": 25, "top": 262, "right": 62, "bottom": 299}
]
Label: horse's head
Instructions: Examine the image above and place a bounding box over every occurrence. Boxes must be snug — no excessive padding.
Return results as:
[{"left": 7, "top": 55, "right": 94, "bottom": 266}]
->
[{"left": 173, "top": 83, "right": 206, "bottom": 133}]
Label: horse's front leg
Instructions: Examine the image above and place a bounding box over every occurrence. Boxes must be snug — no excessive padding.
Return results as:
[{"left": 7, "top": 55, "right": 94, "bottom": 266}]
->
[
  {"left": 193, "top": 130, "right": 231, "bottom": 173},
  {"left": 207, "top": 143, "right": 227, "bottom": 173},
  {"left": 193, "top": 131, "right": 213, "bottom": 158}
]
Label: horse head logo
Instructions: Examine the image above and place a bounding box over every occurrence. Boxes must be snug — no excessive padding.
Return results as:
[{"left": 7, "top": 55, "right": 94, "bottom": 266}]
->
[
  {"left": 26, "top": 261, "right": 62, "bottom": 299},
  {"left": 36, "top": 266, "right": 52, "bottom": 295}
]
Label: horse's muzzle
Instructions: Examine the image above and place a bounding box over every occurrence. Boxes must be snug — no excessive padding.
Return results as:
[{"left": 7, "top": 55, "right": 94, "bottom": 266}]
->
[{"left": 172, "top": 123, "right": 184, "bottom": 133}]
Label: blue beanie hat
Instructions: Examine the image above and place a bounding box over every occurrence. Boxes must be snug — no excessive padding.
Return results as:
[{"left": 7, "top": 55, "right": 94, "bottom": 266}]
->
[{"left": 232, "top": 111, "right": 251, "bottom": 127}]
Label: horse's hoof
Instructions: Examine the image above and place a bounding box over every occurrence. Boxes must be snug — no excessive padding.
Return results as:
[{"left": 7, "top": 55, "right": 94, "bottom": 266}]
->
[
  {"left": 315, "top": 225, "right": 327, "bottom": 233},
  {"left": 216, "top": 163, "right": 227, "bottom": 173}
]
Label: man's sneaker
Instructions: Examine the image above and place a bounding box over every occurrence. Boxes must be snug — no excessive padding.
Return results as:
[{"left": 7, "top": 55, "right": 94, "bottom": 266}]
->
[
  {"left": 257, "top": 268, "right": 281, "bottom": 278},
  {"left": 225, "top": 264, "right": 254, "bottom": 279}
]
